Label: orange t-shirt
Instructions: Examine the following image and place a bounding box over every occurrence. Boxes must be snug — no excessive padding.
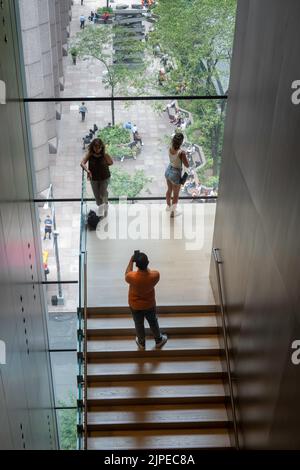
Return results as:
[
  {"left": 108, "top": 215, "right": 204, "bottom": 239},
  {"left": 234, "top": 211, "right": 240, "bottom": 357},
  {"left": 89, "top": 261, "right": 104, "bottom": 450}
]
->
[{"left": 125, "top": 269, "right": 160, "bottom": 310}]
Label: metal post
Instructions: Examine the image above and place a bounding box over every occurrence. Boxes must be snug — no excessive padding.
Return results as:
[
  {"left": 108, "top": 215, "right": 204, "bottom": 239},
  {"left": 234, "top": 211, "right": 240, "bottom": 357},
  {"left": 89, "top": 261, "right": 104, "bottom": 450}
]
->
[{"left": 50, "top": 186, "right": 64, "bottom": 305}]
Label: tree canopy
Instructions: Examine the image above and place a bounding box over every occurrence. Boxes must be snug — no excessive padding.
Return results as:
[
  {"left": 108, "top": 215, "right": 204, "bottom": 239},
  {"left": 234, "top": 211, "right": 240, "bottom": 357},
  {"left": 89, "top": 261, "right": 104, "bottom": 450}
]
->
[
  {"left": 149, "top": 0, "right": 236, "bottom": 180},
  {"left": 72, "top": 25, "right": 146, "bottom": 124},
  {"left": 150, "top": 0, "right": 236, "bottom": 95}
]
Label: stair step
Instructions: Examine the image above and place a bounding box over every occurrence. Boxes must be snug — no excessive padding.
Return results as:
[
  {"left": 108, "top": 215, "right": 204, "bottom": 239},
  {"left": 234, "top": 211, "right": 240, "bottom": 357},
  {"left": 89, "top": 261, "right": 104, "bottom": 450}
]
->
[
  {"left": 87, "top": 379, "right": 227, "bottom": 405},
  {"left": 87, "top": 428, "right": 231, "bottom": 449},
  {"left": 87, "top": 404, "right": 229, "bottom": 431},
  {"left": 87, "top": 335, "right": 221, "bottom": 358},
  {"left": 87, "top": 306, "right": 217, "bottom": 317},
  {"left": 87, "top": 356, "right": 225, "bottom": 382},
  {"left": 87, "top": 313, "right": 219, "bottom": 336}
]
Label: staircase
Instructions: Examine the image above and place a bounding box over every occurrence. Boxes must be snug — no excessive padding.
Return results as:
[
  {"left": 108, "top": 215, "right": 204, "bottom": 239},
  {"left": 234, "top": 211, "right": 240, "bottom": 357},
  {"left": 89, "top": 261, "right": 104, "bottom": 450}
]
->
[{"left": 81, "top": 306, "right": 233, "bottom": 450}]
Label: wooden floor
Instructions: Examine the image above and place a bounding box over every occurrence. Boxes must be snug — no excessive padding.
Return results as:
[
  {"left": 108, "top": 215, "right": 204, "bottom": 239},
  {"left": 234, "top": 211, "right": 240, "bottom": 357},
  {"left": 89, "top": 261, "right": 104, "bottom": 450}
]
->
[{"left": 86, "top": 203, "right": 216, "bottom": 307}]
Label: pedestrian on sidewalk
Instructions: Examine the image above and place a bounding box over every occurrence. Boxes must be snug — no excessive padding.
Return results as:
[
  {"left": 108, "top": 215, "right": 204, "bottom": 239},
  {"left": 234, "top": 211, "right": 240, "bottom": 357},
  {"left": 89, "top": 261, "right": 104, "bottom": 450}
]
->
[
  {"left": 80, "top": 14, "right": 86, "bottom": 29},
  {"left": 80, "top": 138, "right": 113, "bottom": 218},
  {"left": 70, "top": 47, "right": 77, "bottom": 65},
  {"left": 43, "top": 215, "right": 53, "bottom": 240},
  {"left": 125, "top": 252, "right": 167, "bottom": 350},
  {"left": 79, "top": 102, "right": 88, "bottom": 121}
]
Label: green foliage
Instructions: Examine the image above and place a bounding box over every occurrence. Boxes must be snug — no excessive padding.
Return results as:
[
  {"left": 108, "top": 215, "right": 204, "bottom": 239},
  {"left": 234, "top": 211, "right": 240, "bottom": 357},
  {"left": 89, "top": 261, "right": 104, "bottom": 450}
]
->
[
  {"left": 110, "top": 167, "right": 152, "bottom": 198},
  {"left": 108, "top": 144, "right": 135, "bottom": 159},
  {"left": 196, "top": 158, "right": 219, "bottom": 188},
  {"left": 151, "top": 0, "right": 236, "bottom": 95},
  {"left": 71, "top": 26, "right": 147, "bottom": 123},
  {"left": 98, "top": 125, "right": 135, "bottom": 159},
  {"left": 97, "top": 7, "right": 113, "bottom": 14},
  {"left": 148, "top": 0, "right": 236, "bottom": 180},
  {"left": 98, "top": 125, "right": 131, "bottom": 145},
  {"left": 57, "top": 393, "right": 77, "bottom": 451},
  {"left": 72, "top": 26, "right": 146, "bottom": 93},
  {"left": 69, "top": 47, "right": 78, "bottom": 56},
  {"left": 205, "top": 175, "right": 219, "bottom": 188}
]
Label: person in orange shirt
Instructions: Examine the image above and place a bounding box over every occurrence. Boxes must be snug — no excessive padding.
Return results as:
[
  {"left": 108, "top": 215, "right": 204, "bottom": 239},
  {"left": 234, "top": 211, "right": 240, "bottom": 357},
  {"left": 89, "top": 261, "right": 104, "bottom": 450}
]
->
[{"left": 125, "top": 252, "right": 168, "bottom": 350}]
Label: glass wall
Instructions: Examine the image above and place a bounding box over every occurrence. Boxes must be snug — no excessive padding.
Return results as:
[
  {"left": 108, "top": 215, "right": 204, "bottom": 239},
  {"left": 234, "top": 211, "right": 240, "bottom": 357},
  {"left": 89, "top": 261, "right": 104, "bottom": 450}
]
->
[
  {"left": 28, "top": 98, "right": 225, "bottom": 200},
  {"left": 18, "top": 0, "right": 236, "bottom": 450}
]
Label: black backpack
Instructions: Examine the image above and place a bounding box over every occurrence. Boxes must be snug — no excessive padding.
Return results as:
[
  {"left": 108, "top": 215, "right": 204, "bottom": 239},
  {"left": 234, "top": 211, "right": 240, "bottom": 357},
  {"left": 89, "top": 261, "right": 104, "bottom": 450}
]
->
[{"left": 87, "top": 210, "right": 100, "bottom": 230}]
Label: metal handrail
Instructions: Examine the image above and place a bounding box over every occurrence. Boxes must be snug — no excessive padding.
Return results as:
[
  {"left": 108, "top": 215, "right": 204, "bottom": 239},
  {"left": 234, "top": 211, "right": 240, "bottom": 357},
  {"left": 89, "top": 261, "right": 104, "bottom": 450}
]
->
[
  {"left": 83, "top": 250, "right": 88, "bottom": 450},
  {"left": 77, "top": 170, "right": 88, "bottom": 450},
  {"left": 34, "top": 195, "right": 218, "bottom": 203},
  {"left": 212, "top": 248, "right": 239, "bottom": 450}
]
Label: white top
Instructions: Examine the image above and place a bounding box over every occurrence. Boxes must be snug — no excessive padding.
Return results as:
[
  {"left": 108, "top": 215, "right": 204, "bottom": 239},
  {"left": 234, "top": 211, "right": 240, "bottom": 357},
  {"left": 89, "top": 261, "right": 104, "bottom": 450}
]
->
[{"left": 169, "top": 148, "right": 182, "bottom": 169}]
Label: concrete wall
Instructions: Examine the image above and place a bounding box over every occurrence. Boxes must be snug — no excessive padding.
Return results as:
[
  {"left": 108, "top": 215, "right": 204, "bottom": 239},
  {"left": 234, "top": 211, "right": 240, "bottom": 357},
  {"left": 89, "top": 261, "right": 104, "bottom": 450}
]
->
[
  {"left": 0, "top": 0, "right": 57, "bottom": 449},
  {"left": 211, "top": 0, "right": 300, "bottom": 449},
  {"left": 18, "top": 0, "right": 72, "bottom": 193}
]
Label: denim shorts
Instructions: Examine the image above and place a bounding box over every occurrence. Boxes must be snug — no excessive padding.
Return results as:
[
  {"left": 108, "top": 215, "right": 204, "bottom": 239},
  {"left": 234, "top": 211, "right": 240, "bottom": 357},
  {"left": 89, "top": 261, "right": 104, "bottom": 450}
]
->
[{"left": 165, "top": 164, "right": 181, "bottom": 185}]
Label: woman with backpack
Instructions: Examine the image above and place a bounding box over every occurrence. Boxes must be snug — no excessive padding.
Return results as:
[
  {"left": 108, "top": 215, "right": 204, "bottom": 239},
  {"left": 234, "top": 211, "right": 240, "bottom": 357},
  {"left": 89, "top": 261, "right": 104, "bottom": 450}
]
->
[{"left": 80, "top": 138, "right": 113, "bottom": 218}]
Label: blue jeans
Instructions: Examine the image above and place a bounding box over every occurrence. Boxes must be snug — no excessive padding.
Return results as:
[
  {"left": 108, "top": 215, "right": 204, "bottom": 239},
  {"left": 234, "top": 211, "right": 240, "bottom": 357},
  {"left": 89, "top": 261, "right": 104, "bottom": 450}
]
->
[{"left": 130, "top": 306, "right": 162, "bottom": 346}]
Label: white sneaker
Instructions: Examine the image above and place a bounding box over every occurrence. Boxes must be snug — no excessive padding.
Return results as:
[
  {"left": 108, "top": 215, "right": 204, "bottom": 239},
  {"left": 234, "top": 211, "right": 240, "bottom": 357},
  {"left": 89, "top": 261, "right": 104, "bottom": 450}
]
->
[
  {"left": 97, "top": 206, "right": 104, "bottom": 218},
  {"left": 170, "top": 208, "right": 182, "bottom": 218},
  {"left": 155, "top": 334, "right": 168, "bottom": 349},
  {"left": 166, "top": 205, "right": 171, "bottom": 212}
]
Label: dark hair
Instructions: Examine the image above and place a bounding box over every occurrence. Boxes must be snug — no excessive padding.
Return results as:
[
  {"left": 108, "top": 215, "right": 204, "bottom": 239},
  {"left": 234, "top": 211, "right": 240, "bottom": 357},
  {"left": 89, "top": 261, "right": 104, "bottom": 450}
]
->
[
  {"left": 136, "top": 252, "right": 149, "bottom": 271},
  {"left": 88, "top": 138, "right": 105, "bottom": 158},
  {"left": 172, "top": 132, "right": 184, "bottom": 150}
]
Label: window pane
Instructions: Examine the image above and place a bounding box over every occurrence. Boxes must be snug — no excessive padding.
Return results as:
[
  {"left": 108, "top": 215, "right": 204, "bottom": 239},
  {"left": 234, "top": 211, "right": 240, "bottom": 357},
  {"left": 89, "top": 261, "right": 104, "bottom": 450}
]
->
[
  {"left": 56, "top": 409, "right": 77, "bottom": 451},
  {"left": 50, "top": 352, "right": 77, "bottom": 407}
]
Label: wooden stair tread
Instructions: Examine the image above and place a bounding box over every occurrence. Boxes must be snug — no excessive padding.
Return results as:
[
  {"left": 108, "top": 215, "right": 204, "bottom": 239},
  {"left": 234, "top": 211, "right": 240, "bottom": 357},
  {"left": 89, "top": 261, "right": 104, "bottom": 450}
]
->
[
  {"left": 88, "top": 313, "right": 218, "bottom": 335},
  {"left": 87, "top": 403, "right": 229, "bottom": 426},
  {"left": 87, "top": 379, "right": 226, "bottom": 403},
  {"left": 87, "top": 356, "right": 225, "bottom": 381},
  {"left": 87, "top": 306, "right": 217, "bottom": 316},
  {"left": 82, "top": 305, "right": 231, "bottom": 449},
  {"left": 88, "top": 313, "right": 217, "bottom": 328},
  {"left": 87, "top": 428, "right": 231, "bottom": 449},
  {"left": 87, "top": 335, "right": 220, "bottom": 353}
]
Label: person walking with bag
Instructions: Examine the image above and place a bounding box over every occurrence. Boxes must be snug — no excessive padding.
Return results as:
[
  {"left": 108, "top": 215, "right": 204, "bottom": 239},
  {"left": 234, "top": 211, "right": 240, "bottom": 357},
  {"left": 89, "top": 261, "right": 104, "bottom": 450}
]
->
[
  {"left": 165, "top": 133, "right": 189, "bottom": 217},
  {"left": 80, "top": 138, "right": 113, "bottom": 218}
]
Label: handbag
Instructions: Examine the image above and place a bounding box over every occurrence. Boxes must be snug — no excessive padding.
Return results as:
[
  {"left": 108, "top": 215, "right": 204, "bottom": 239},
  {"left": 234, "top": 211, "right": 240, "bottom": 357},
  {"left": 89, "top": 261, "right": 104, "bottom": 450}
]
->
[{"left": 180, "top": 172, "right": 188, "bottom": 185}]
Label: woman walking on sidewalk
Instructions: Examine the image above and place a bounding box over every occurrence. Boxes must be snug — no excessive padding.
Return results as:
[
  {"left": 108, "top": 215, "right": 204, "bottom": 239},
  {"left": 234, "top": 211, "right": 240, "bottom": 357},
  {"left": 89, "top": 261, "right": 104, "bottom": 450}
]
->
[
  {"left": 165, "top": 133, "right": 189, "bottom": 217},
  {"left": 80, "top": 138, "right": 113, "bottom": 217}
]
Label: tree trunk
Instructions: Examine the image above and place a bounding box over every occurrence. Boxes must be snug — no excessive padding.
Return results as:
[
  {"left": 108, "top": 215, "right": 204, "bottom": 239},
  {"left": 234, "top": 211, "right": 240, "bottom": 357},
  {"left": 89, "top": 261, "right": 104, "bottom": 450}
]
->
[{"left": 111, "top": 88, "right": 115, "bottom": 126}]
